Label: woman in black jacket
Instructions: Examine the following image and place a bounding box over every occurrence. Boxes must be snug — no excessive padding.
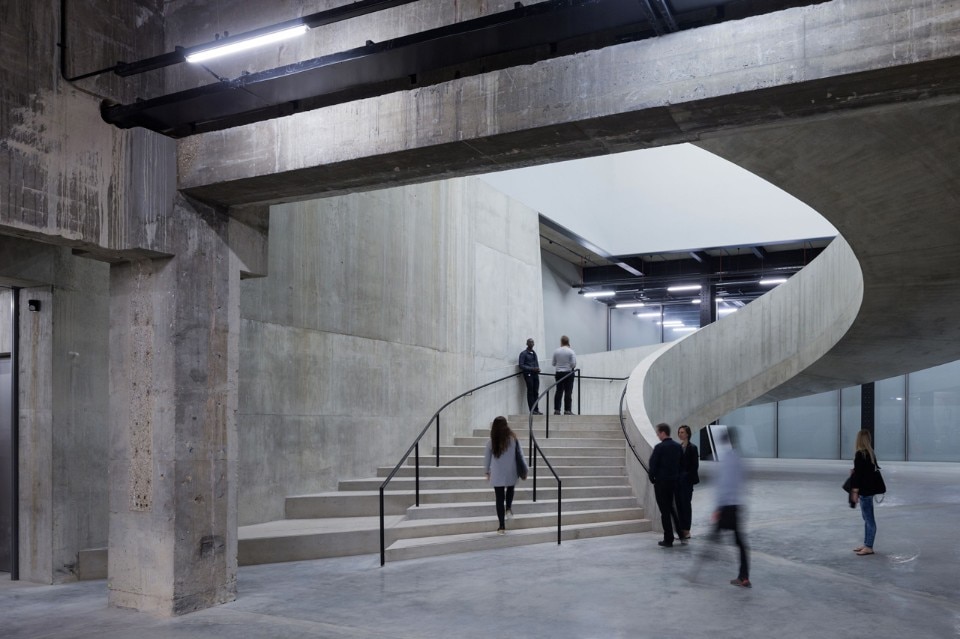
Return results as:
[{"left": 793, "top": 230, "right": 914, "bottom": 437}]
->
[
  {"left": 850, "top": 429, "right": 879, "bottom": 556},
  {"left": 676, "top": 424, "right": 700, "bottom": 542}
]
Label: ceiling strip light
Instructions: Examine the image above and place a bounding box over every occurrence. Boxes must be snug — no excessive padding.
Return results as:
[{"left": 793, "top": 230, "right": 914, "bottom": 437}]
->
[
  {"left": 186, "top": 25, "right": 309, "bottom": 63},
  {"left": 615, "top": 302, "right": 645, "bottom": 308},
  {"left": 635, "top": 312, "right": 661, "bottom": 319},
  {"left": 667, "top": 284, "right": 702, "bottom": 292},
  {"left": 583, "top": 291, "right": 615, "bottom": 298},
  {"left": 759, "top": 278, "right": 788, "bottom": 286}
]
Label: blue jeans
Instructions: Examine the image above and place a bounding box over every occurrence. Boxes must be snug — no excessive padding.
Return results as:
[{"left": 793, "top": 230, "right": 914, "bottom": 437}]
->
[{"left": 860, "top": 494, "right": 877, "bottom": 548}]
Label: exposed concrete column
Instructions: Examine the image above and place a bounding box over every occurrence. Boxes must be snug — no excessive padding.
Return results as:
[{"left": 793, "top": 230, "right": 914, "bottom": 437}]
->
[{"left": 107, "top": 195, "right": 244, "bottom": 615}]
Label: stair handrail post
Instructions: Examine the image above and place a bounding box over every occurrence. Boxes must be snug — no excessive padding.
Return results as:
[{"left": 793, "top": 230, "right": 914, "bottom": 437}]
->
[
  {"left": 532, "top": 452, "right": 538, "bottom": 502},
  {"left": 577, "top": 369, "right": 581, "bottom": 415},
  {"left": 557, "top": 479, "right": 562, "bottom": 545},
  {"left": 379, "top": 486, "right": 386, "bottom": 566},
  {"left": 545, "top": 389, "right": 550, "bottom": 438},
  {"left": 415, "top": 442, "right": 420, "bottom": 507},
  {"left": 435, "top": 414, "right": 440, "bottom": 467}
]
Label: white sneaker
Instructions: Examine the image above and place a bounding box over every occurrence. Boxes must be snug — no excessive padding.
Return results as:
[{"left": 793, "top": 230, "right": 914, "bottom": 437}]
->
[
  {"left": 496, "top": 528, "right": 506, "bottom": 535},
  {"left": 506, "top": 509, "right": 514, "bottom": 520}
]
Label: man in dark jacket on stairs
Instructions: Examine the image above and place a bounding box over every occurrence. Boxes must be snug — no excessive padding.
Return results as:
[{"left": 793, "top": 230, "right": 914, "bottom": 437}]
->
[{"left": 648, "top": 423, "right": 683, "bottom": 547}]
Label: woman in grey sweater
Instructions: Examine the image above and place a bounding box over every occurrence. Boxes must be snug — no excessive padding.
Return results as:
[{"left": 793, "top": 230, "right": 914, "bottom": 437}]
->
[{"left": 484, "top": 416, "right": 529, "bottom": 534}]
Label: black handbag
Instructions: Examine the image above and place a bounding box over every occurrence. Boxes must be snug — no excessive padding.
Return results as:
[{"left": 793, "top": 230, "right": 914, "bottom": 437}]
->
[
  {"left": 514, "top": 439, "right": 528, "bottom": 481},
  {"left": 842, "top": 476, "right": 853, "bottom": 493},
  {"left": 873, "top": 465, "right": 887, "bottom": 495}
]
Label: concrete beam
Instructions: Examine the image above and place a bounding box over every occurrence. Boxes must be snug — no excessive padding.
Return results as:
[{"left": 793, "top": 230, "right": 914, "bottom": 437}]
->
[{"left": 178, "top": 0, "right": 960, "bottom": 206}]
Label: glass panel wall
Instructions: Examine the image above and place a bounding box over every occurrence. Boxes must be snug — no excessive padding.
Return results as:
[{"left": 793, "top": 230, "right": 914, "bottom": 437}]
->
[
  {"left": 839, "top": 386, "right": 861, "bottom": 460},
  {"left": 907, "top": 360, "right": 960, "bottom": 462},
  {"left": 875, "top": 376, "right": 906, "bottom": 461},
  {"left": 777, "top": 390, "right": 840, "bottom": 459},
  {"left": 720, "top": 403, "right": 776, "bottom": 458}
]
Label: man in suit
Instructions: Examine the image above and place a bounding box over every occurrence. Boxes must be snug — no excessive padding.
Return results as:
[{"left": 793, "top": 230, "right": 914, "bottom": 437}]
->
[{"left": 648, "top": 423, "right": 683, "bottom": 547}]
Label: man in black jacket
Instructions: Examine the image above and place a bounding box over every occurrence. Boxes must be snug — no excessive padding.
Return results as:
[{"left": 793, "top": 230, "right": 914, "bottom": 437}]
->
[
  {"left": 648, "top": 423, "right": 683, "bottom": 547},
  {"left": 518, "top": 338, "right": 542, "bottom": 415}
]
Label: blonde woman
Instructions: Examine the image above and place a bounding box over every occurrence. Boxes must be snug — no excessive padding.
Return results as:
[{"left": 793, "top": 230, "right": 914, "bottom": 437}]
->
[{"left": 850, "top": 429, "right": 879, "bottom": 556}]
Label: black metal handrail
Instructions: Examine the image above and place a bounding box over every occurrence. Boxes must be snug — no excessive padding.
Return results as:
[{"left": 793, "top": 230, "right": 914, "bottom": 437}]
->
[
  {"left": 523, "top": 371, "right": 577, "bottom": 546},
  {"left": 618, "top": 382, "right": 649, "bottom": 474},
  {"left": 379, "top": 371, "right": 557, "bottom": 565}
]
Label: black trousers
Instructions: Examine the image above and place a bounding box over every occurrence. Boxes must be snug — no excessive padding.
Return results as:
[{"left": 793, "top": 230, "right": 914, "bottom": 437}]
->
[
  {"left": 523, "top": 373, "right": 540, "bottom": 411},
  {"left": 654, "top": 479, "right": 678, "bottom": 544},
  {"left": 554, "top": 371, "right": 575, "bottom": 412},
  {"left": 712, "top": 505, "right": 749, "bottom": 580},
  {"left": 494, "top": 485, "right": 515, "bottom": 529},
  {"left": 676, "top": 479, "right": 694, "bottom": 533}
]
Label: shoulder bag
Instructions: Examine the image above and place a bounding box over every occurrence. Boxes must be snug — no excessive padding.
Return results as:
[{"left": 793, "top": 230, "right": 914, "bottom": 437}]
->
[{"left": 514, "top": 439, "right": 528, "bottom": 481}]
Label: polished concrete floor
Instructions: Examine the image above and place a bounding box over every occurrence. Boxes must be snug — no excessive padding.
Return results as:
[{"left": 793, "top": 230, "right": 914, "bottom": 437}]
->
[{"left": 2, "top": 459, "right": 959, "bottom": 638}]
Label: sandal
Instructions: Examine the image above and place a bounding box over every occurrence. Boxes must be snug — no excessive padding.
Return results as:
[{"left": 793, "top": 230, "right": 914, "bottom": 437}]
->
[
  {"left": 855, "top": 548, "right": 875, "bottom": 556},
  {"left": 853, "top": 546, "right": 865, "bottom": 552}
]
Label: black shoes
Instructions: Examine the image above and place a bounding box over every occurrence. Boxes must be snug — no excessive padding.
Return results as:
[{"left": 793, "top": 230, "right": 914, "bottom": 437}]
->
[
  {"left": 532, "top": 410, "right": 543, "bottom": 415},
  {"left": 658, "top": 540, "right": 673, "bottom": 548}
]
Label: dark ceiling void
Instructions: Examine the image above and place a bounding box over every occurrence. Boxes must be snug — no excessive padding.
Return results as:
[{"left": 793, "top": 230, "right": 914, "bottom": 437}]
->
[
  {"left": 568, "top": 236, "right": 832, "bottom": 307},
  {"left": 98, "top": 0, "right": 830, "bottom": 138}
]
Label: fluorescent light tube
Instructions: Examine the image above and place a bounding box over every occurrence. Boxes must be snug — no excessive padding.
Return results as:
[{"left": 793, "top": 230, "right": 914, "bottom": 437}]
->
[
  {"left": 186, "top": 24, "right": 309, "bottom": 63},
  {"left": 661, "top": 320, "right": 684, "bottom": 326},
  {"left": 673, "top": 327, "right": 697, "bottom": 332},
  {"left": 584, "top": 291, "right": 615, "bottom": 298},
  {"left": 616, "top": 302, "right": 645, "bottom": 308},
  {"left": 667, "top": 284, "right": 701, "bottom": 292},
  {"left": 759, "top": 278, "right": 787, "bottom": 286},
  {"left": 635, "top": 312, "right": 660, "bottom": 319},
  {"left": 690, "top": 299, "right": 701, "bottom": 304}
]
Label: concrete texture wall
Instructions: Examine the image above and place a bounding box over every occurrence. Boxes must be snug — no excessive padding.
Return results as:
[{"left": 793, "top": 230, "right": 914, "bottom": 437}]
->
[
  {"left": 237, "top": 177, "right": 543, "bottom": 525},
  {"left": 179, "top": 0, "right": 960, "bottom": 207},
  {"left": 0, "top": 1, "right": 175, "bottom": 258},
  {"left": 7, "top": 248, "right": 111, "bottom": 584},
  {"left": 576, "top": 346, "right": 660, "bottom": 415}
]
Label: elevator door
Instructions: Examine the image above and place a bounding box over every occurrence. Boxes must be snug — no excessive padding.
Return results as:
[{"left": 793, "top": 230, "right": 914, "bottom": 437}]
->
[{"left": 0, "top": 355, "right": 11, "bottom": 572}]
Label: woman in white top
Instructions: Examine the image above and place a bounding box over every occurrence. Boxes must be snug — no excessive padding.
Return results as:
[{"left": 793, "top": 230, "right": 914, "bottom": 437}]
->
[{"left": 484, "top": 416, "right": 528, "bottom": 534}]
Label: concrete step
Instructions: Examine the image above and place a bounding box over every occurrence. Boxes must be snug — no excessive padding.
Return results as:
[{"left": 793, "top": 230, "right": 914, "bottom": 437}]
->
[
  {"left": 435, "top": 445, "right": 624, "bottom": 457},
  {"left": 285, "top": 485, "right": 633, "bottom": 518},
  {"left": 390, "top": 507, "right": 644, "bottom": 540},
  {"left": 380, "top": 465, "right": 626, "bottom": 478},
  {"left": 340, "top": 475, "right": 628, "bottom": 491},
  {"left": 505, "top": 415, "right": 621, "bottom": 425},
  {"left": 455, "top": 436, "right": 624, "bottom": 447},
  {"left": 473, "top": 428, "right": 624, "bottom": 439},
  {"left": 410, "top": 454, "right": 625, "bottom": 467},
  {"left": 402, "top": 496, "right": 644, "bottom": 520},
  {"left": 384, "top": 519, "right": 650, "bottom": 562}
]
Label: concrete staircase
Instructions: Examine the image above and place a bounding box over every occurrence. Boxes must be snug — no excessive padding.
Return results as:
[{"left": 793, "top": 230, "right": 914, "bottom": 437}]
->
[{"left": 237, "top": 415, "right": 650, "bottom": 565}]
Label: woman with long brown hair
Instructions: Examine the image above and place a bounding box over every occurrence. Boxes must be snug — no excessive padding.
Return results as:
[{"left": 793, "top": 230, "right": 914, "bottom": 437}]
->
[
  {"left": 850, "top": 429, "right": 879, "bottom": 555},
  {"left": 484, "top": 416, "right": 528, "bottom": 534}
]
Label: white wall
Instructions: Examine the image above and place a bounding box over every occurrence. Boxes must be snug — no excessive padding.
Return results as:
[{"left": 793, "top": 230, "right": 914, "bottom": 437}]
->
[{"left": 541, "top": 252, "right": 608, "bottom": 357}]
